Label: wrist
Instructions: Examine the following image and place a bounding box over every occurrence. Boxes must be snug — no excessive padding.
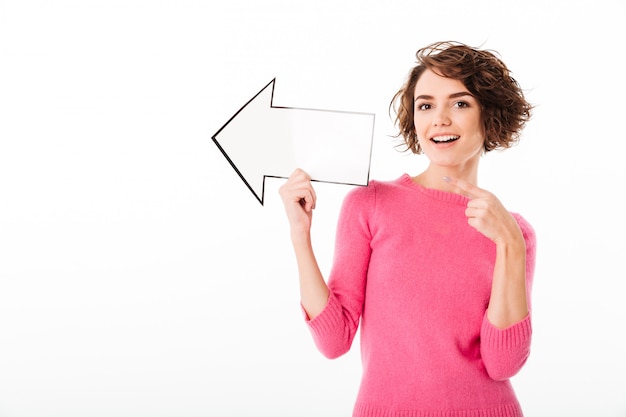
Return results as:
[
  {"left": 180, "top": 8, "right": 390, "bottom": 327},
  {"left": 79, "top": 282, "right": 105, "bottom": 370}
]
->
[
  {"left": 290, "top": 228, "right": 312, "bottom": 247},
  {"left": 495, "top": 235, "right": 526, "bottom": 258}
]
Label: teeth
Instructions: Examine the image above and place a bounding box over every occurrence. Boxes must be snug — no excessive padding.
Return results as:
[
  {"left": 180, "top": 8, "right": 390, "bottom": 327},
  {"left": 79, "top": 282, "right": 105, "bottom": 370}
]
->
[{"left": 432, "top": 135, "right": 459, "bottom": 143}]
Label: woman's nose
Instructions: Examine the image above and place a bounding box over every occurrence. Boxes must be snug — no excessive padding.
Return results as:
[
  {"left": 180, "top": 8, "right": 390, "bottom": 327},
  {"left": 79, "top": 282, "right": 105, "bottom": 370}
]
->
[{"left": 433, "top": 108, "right": 451, "bottom": 126}]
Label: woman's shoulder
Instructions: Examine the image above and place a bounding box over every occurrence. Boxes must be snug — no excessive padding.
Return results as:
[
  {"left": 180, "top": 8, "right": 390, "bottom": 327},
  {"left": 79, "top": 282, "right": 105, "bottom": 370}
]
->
[
  {"left": 344, "top": 174, "right": 409, "bottom": 201},
  {"left": 338, "top": 175, "right": 412, "bottom": 221}
]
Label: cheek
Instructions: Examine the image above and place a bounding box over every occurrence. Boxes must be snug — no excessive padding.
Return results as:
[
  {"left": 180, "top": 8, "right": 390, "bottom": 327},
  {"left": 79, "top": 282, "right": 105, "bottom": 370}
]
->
[{"left": 413, "top": 117, "right": 426, "bottom": 135}]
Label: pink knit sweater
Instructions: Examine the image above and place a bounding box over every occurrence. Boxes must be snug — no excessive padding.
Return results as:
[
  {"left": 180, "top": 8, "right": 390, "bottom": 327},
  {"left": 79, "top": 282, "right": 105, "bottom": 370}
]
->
[{"left": 306, "top": 174, "right": 536, "bottom": 417}]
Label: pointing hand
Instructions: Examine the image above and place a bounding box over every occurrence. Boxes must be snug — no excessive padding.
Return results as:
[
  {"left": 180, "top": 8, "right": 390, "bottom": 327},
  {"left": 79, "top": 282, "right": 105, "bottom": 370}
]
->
[{"left": 444, "top": 177, "right": 523, "bottom": 246}]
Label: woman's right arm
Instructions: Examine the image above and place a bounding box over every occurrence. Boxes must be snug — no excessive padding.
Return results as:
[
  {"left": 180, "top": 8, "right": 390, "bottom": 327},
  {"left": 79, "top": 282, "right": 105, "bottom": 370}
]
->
[{"left": 279, "top": 168, "right": 329, "bottom": 320}]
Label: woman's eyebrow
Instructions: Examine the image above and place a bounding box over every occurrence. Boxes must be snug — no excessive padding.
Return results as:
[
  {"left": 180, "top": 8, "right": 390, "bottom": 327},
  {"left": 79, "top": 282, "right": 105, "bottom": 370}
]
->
[{"left": 414, "top": 91, "right": 473, "bottom": 102}]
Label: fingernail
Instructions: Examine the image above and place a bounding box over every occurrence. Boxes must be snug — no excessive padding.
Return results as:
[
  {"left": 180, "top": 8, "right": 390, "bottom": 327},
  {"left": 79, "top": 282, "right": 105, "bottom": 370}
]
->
[{"left": 443, "top": 176, "right": 450, "bottom": 183}]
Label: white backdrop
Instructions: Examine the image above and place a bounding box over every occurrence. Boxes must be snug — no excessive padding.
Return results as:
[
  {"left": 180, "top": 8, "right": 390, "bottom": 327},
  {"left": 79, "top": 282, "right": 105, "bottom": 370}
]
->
[{"left": 1, "top": 1, "right": 625, "bottom": 416}]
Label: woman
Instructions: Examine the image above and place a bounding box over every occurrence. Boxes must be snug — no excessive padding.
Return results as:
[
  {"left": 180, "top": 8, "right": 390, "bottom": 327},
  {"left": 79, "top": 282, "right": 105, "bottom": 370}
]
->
[{"left": 279, "top": 41, "right": 536, "bottom": 417}]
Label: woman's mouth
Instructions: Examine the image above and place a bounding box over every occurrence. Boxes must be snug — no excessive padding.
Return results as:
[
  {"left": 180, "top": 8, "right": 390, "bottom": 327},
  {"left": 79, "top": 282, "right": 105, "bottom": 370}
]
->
[{"left": 431, "top": 135, "right": 459, "bottom": 144}]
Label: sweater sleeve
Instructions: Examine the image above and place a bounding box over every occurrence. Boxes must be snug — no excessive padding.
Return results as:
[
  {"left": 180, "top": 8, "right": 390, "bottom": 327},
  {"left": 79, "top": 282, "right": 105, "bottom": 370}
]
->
[
  {"left": 305, "top": 184, "right": 374, "bottom": 359},
  {"left": 480, "top": 213, "right": 537, "bottom": 380}
]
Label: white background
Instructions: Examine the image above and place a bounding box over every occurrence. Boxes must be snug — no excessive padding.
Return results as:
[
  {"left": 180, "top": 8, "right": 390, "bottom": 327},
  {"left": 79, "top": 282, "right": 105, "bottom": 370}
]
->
[{"left": 1, "top": 1, "right": 625, "bottom": 416}]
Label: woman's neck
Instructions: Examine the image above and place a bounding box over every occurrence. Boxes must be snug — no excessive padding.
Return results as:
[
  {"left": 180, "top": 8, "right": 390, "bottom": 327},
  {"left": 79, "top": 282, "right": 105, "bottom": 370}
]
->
[{"left": 412, "top": 165, "right": 478, "bottom": 193}]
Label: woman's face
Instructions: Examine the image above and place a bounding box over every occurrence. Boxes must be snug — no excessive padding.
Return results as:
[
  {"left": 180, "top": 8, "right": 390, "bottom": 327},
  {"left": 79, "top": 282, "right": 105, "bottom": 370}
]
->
[{"left": 413, "top": 69, "right": 485, "bottom": 171}]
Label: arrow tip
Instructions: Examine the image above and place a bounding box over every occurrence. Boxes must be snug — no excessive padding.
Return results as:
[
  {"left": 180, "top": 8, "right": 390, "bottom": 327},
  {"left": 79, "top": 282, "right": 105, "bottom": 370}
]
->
[{"left": 212, "top": 79, "right": 278, "bottom": 205}]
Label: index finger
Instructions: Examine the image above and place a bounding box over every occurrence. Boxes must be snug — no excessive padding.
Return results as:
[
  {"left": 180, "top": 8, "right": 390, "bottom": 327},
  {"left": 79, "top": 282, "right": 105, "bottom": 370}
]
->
[{"left": 443, "top": 176, "right": 486, "bottom": 199}]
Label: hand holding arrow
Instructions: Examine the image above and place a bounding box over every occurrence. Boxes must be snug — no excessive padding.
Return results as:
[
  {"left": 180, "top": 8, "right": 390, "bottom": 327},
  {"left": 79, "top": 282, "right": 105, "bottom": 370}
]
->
[{"left": 212, "top": 79, "right": 375, "bottom": 205}]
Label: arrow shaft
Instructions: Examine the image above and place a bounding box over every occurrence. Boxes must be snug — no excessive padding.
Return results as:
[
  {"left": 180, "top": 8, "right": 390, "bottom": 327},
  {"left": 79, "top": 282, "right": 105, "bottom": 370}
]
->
[{"left": 273, "top": 107, "right": 374, "bottom": 185}]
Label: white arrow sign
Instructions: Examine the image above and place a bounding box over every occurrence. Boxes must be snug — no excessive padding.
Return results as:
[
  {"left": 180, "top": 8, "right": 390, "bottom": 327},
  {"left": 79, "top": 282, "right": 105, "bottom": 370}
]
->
[{"left": 212, "top": 78, "right": 375, "bottom": 205}]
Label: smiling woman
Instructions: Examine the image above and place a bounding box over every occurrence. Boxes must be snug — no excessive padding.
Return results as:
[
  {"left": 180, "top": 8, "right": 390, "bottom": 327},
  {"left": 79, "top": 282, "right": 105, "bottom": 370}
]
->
[
  {"left": 1, "top": 0, "right": 625, "bottom": 415},
  {"left": 279, "top": 41, "right": 536, "bottom": 417}
]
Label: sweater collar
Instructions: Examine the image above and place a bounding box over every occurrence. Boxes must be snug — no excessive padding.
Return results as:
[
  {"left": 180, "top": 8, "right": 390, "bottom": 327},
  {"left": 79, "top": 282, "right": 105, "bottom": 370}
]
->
[{"left": 399, "top": 173, "right": 471, "bottom": 205}]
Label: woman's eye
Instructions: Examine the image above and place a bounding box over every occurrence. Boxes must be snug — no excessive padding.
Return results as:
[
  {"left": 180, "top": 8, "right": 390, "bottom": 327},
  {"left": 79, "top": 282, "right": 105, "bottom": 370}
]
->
[
  {"left": 416, "top": 103, "right": 431, "bottom": 111},
  {"left": 454, "top": 101, "right": 469, "bottom": 108}
]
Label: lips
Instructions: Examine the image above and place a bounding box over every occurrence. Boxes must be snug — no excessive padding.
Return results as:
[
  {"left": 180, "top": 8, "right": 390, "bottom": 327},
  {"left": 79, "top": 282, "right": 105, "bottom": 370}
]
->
[{"left": 431, "top": 135, "right": 459, "bottom": 144}]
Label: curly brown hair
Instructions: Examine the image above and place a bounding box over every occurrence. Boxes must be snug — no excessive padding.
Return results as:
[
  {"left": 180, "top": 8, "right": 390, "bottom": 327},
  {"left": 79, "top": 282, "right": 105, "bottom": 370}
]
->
[{"left": 390, "top": 41, "right": 533, "bottom": 154}]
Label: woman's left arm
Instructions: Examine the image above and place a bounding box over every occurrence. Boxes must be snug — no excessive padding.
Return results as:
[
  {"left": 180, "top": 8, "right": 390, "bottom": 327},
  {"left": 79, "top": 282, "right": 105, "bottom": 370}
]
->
[
  {"left": 445, "top": 177, "right": 529, "bottom": 327},
  {"left": 446, "top": 177, "right": 536, "bottom": 380}
]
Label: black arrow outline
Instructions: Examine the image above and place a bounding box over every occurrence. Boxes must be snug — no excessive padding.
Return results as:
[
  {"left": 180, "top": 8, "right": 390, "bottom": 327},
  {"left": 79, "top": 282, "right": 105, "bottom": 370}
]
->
[{"left": 212, "top": 78, "right": 375, "bottom": 205}]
